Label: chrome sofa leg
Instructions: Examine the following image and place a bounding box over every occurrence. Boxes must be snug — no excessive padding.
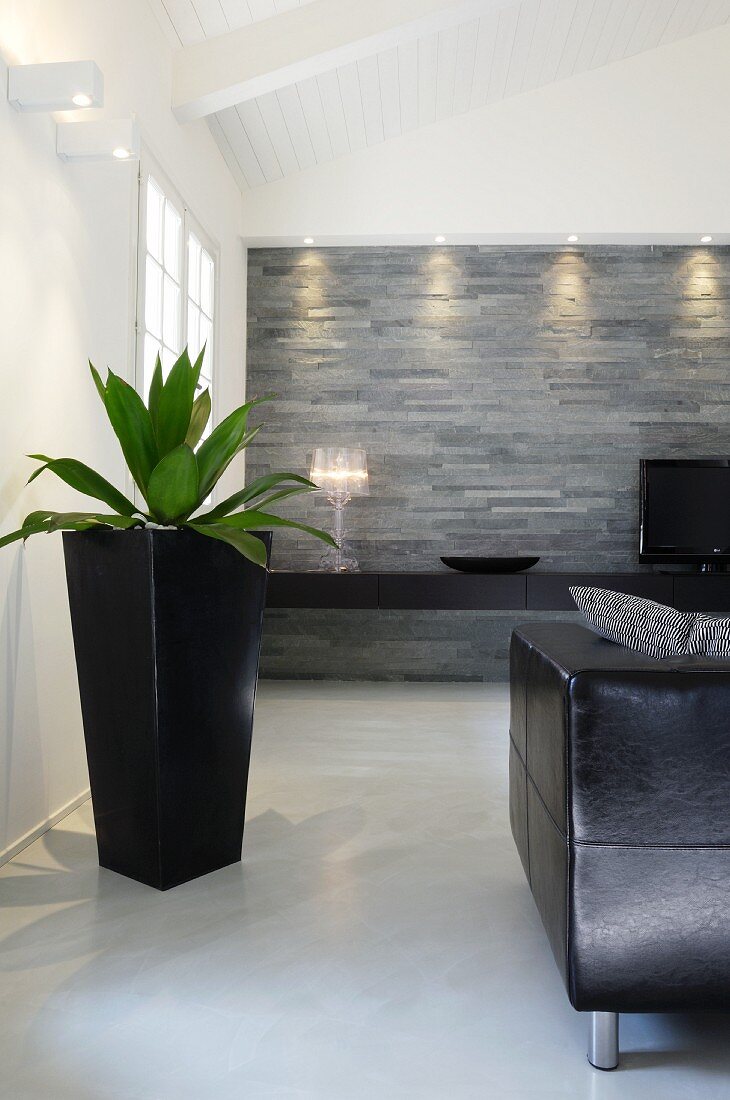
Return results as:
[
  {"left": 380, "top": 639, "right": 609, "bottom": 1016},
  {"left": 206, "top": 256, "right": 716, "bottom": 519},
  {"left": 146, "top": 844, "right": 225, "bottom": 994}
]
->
[{"left": 587, "top": 1012, "right": 619, "bottom": 1070}]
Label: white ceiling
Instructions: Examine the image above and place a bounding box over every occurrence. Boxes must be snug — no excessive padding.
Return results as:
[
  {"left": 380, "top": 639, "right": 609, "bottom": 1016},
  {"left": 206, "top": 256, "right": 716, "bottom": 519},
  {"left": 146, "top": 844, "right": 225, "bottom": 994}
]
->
[
  {"left": 150, "top": 0, "right": 318, "bottom": 46},
  {"left": 152, "top": 0, "right": 730, "bottom": 192}
]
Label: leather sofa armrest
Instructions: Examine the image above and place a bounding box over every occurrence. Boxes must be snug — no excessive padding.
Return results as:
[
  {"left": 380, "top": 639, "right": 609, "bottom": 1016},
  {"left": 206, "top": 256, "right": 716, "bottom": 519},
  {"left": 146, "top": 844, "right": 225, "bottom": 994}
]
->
[
  {"left": 568, "top": 668, "right": 730, "bottom": 846},
  {"left": 511, "top": 625, "right": 730, "bottom": 846}
]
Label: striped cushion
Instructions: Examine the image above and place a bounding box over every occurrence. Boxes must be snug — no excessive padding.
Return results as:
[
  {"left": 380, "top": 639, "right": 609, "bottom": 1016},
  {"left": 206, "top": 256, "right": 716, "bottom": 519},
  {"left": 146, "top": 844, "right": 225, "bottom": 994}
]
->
[
  {"left": 569, "top": 586, "right": 693, "bottom": 659},
  {"left": 687, "top": 613, "right": 730, "bottom": 658}
]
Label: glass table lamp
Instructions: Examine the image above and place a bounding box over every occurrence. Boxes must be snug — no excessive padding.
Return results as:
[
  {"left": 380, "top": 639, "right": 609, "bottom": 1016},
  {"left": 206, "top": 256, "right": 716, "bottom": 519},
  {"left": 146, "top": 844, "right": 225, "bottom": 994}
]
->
[{"left": 309, "top": 447, "right": 369, "bottom": 572}]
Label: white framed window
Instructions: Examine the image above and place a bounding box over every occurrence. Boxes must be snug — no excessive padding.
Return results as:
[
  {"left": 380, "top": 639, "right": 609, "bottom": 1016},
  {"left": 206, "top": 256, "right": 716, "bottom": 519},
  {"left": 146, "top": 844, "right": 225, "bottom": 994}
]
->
[
  {"left": 186, "top": 231, "right": 215, "bottom": 404},
  {"left": 136, "top": 160, "right": 218, "bottom": 434},
  {"left": 142, "top": 176, "right": 183, "bottom": 379}
]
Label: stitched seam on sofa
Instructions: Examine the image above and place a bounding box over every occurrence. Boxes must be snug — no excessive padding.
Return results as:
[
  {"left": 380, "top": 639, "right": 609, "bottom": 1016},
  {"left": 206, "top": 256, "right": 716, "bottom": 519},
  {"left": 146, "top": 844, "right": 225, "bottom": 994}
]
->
[
  {"left": 524, "top": 770, "right": 574, "bottom": 995},
  {"left": 524, "top": 647, "right": 531, "bottom": 888},
  {"left": 518, "top": 632, "right": 535, "bottom": 889},
  {"left": 509, "top": 733, "right": 533, "bottom": 888},
  {"left": 526, "top": 772, "right": 567, "bottom": 842},
  {"left": 572, "top": 840, "right": 730, "bottom": 850},
  {"left": 564, "top": 678, "right": 572, "bottom": 988},
  {"left": 561, "top": 663, "right": 730, "bottom": 677},
  {"left": 513, "top": 650, "right": 730, "bottom": 679},
  {"left": 508, "top": 731, "right": 527, "bottom": 769},
  {"left": 514, "top": 624, "right": 730, "bottom": 672}
]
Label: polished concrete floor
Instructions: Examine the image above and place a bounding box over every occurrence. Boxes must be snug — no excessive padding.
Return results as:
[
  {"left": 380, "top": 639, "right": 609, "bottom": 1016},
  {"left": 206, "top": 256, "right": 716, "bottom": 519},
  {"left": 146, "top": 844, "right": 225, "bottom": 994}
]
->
[{"left": 1, "top": 682, "right": 729, "bottom": 1099}]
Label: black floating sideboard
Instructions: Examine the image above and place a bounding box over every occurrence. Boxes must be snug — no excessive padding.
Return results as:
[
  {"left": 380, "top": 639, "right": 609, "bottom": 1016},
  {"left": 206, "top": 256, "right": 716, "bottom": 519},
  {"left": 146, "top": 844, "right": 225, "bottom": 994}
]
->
[
  {"left": 267, "top": 571, "right": 378, "bottom": 609},
  {"left": 267, "top": 571, "right": 730, "bottom": 613},
  {"left": 380, "top": 573, "right": 525, "bottom": 610}
]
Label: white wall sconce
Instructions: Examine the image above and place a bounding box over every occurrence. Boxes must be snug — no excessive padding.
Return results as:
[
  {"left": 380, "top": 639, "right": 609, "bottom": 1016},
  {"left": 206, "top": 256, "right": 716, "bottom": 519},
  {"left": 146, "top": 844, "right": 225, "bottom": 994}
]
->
[
  {"left": 8, "top": 60, "right": 103, "bottom": 112},
  {"left": 56, "top": 118, "right": 140, "bottom": 162}
]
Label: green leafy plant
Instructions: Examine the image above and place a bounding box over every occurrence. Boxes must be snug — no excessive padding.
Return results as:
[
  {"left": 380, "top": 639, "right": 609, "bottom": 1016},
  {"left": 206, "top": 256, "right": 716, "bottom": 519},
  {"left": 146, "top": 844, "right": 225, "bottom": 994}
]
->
[{"left": 0, "top": 347, "right": 335, "bottom": 568}]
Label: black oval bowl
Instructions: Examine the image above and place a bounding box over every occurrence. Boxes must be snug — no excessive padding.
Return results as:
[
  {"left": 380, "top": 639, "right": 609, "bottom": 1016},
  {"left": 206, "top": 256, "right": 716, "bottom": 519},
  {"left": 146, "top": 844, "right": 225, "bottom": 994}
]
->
[{"left": 440, "top": 556, "right": 540, "bottom": 574}]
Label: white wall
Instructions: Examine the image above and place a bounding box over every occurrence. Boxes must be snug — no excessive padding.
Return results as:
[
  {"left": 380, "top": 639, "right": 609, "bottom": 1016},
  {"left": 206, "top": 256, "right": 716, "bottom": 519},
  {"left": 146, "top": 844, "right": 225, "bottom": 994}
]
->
[
  {"left": 240, "top": 25, "right": 730, "bottom": 242},
  {"left": 0, "top": 0, "right": 245, "bottom": 861}
]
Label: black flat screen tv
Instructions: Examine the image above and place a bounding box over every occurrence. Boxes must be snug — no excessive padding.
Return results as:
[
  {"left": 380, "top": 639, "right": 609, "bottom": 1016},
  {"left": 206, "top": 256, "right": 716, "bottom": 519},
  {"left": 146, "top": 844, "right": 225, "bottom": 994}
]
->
[{"left": 640, "top": 459, "right": 730, "bottom": 569}]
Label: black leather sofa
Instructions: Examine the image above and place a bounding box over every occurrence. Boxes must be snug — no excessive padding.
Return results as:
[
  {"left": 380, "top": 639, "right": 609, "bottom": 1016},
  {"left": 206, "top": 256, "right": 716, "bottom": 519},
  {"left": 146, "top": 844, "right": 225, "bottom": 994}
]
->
[{"left": 509, "top": 622, "right": 730, "bottom": 1069}]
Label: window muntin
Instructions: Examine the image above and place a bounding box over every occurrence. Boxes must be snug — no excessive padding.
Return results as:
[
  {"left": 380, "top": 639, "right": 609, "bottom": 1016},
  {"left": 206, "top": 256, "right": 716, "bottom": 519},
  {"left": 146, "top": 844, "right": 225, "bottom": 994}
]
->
[
  {"left": 139, "top": 172, "right": 216, "bottom": 436},
  {"left": 142, "top": 178, "right": 183, "bottom": 390},
  {"left": 186, "top": 232, "right": 215, "bottom": 438}
]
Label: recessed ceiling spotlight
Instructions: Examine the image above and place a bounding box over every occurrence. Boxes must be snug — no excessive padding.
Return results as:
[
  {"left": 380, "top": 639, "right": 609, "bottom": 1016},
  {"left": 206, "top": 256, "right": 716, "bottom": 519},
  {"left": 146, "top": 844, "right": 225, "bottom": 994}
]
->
[
  {"left": 72, "top": 92, "right": 93, "bottom": 107},
  {"left": 303, "top": 237, "right": 315, "bottom": 245},
  {"left": 434, "top": 235, "right": 446, "bottom": 244},
  {"left": 112, "top": 146, "right": 131, "bottom": 159},
  {"left": 567, "top": 234, "right": 579, "bottom": 243},
  {"left": 700, "top": 235, "right": 713, "bottom": 243}
]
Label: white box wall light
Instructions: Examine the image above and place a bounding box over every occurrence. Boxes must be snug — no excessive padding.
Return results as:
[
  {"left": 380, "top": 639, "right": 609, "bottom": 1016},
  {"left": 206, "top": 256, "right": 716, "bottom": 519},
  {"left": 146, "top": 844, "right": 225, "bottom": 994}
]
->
[
  {"left": 8, "top": 60, "right": 103, "bottom": 111},
  {"left": 56, "top": 118, "right": 140, "bottom": 162}
]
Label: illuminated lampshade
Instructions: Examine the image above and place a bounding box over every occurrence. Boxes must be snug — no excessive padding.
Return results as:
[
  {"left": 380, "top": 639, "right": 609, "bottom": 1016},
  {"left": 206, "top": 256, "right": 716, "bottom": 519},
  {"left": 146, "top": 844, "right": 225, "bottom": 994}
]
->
[
  {"left": 309, "top": 447, "right": 368, "bottom": 573},
  {"left": 309, "top": 447, "right": 369, "bottom": 497}
]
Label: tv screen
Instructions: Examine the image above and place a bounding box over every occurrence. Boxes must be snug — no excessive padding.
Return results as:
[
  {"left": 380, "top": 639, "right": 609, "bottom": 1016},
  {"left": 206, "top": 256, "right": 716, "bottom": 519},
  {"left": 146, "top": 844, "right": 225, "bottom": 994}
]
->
[{"left": 640, "top": 460, "right": 730, "bottom": 565}]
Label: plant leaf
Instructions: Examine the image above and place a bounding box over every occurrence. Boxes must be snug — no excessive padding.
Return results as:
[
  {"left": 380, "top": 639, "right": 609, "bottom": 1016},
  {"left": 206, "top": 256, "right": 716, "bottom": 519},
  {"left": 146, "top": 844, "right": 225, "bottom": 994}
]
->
[
  {"left": 254, "top": 485, "right": 317, "bottom": 511},
  {"left": 23, "top": 509, "right": 56, "bottom": 527},
  {"left": 89, "top": 361, "right": 107, "bottom": 404},
  {"left": 192, "top": 344, "right": 206, "bottom": 390},
  {"left": 212, "top": 510, "right": 336, "bottom": 547},
  {"left": 195, "top": 396, "right": 272, "bottom": 500},
  {"left": 146, "top": 445, "right": 199, "bottom": 524},
  {"left": 26, "top": 456, "right": 138, "bottom": 516},
  {"left": 46, "top": 511, "right": 107, "bottom": 533},
  {"left": 0, "top": 513, "right": 128, "bottom": 550},
  {"left": 0, "top": 521, "right": 52, "bottom": 549},
  {"left": 187, "top": 523, "right": 268, "bottom": 567},
  {"left": 196, "top": 473, "right": 316, "bottom": 522},
  {"left": 148, "top": 354, "right": 164, "bottom": 440},
  {"left": 233, "top": 425, "right": 262, "bottom": 457},
  {"left": 185, "top": 388, "right": 211, "bottom": 449},
  {"left": 104, "top": 371, "right": 159, "bottom": 495},
  {"left": 44, "top": 511, "right": 141, "bottom": 533},
  {"left": 26, "top": 453, "right": 54, "bottom": 480},
  {"left": 156, "top": 348, "right": 197, "bottom": 457}
]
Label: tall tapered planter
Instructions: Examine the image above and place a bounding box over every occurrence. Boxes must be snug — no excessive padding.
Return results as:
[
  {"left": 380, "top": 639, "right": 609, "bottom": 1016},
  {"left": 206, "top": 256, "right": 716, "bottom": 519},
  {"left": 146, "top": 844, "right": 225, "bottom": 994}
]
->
[{"left": 63, "top": 528, "right": 270, "bottom": 891}]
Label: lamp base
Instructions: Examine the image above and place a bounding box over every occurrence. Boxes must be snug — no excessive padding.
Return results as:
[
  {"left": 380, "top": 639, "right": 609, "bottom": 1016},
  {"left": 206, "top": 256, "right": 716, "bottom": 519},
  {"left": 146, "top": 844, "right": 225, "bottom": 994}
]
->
[{"left": 319, "top": 540, "right": 360, "bottom": 573}]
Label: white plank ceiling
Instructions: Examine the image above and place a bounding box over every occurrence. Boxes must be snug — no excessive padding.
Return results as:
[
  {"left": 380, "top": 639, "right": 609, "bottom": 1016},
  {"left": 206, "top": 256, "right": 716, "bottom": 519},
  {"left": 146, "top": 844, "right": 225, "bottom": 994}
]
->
[
  {"left": 150, "top": 0, "right": 319, "bottom": 46},
  {"left": 152, "top": 0, "right": 730, "bottom": 191}
]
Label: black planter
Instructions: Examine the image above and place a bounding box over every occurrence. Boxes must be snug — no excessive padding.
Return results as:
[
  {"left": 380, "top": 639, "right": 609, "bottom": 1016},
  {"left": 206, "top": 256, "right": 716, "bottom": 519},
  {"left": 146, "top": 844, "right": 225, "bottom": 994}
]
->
[{"left": 63, "top": 528, "right": 270, "bottom": 890}]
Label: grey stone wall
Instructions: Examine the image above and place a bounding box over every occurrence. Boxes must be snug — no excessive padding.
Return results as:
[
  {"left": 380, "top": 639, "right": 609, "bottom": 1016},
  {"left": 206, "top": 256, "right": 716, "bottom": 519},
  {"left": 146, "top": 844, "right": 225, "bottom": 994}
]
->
[
  {"left": 260, "top": 609, "right": 583, "bottom": 682},
  {"left": 247, "top": 245, "right": 730, "bottom": 680}
]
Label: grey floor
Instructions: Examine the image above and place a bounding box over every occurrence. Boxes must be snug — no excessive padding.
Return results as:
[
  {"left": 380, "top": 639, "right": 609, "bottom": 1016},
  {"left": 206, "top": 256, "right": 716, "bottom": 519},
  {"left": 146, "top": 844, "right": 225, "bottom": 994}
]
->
[{"left": 1, "top": 683, "right": 729, "bottom": 1099}]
